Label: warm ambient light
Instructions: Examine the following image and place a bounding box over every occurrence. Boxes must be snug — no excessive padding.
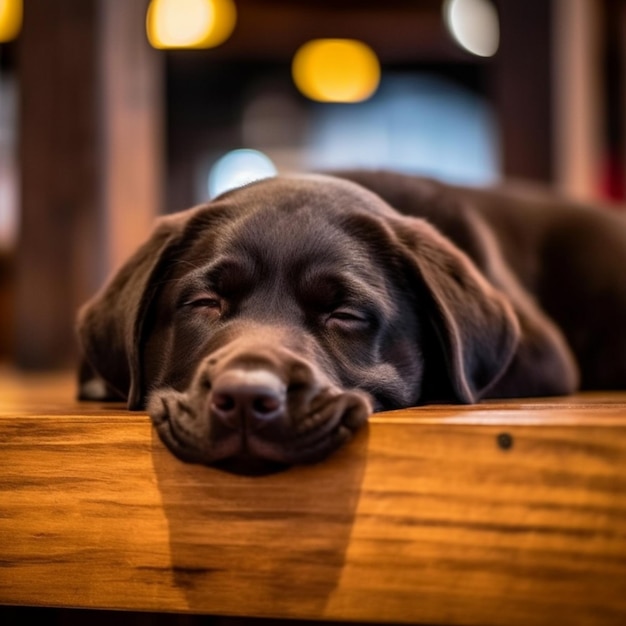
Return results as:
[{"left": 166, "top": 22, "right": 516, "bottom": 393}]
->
[
  {"left": 443, "top": 0, "right": 499, "bottom": 58},
  {"left": 146, "top": 0, "right": 236, "bottom": 49},
  {"left": 292, "top": 39, "right": 381, "bottom": 104},
  {"left": 0, "top": 0, "right": 22, "bottom": 42},
  {"left": 208, "top": 149, "right": 277, "bottom": 199}
]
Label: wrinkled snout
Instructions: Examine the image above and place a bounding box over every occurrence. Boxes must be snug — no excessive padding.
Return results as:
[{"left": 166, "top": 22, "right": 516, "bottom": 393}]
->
[{"left": 148, "top": 331, "right": 372, "bottom": 471}]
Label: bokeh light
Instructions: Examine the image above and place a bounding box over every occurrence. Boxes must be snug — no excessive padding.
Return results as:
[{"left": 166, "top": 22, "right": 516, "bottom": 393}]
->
[
  {"left": 292, "top": 39, "right": 381, "bottom": 103},
  {"left": 443, "top": 0, "right": 499, "bottom": 58},
  {"left": 146, "top": 0, "right": 236, "bottom": 49},
  {"left": 0, "top": 0, "right": 22, "bottom": 43},
  {"left": 208, "top": 149, "right": 277, "bottom": 199}
]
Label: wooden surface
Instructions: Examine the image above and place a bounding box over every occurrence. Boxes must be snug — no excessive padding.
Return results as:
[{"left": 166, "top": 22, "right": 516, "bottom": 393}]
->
[{"left": 1, "top": 369, "right": 625, "bottom": 625}]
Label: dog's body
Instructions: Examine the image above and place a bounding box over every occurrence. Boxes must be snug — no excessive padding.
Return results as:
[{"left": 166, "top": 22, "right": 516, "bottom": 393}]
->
[{"left": 77, "top": 170, "right": 626, "bottom": 469}]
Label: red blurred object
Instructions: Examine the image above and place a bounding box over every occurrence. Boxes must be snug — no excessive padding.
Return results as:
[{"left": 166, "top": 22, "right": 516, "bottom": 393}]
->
[{"left": 600, "top": 153, "right": 626, "bottom": 203}]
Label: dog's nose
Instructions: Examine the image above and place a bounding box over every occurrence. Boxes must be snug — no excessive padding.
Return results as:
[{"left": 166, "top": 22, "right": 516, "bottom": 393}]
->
[{"left": 210, "top": 369, "right": 286, "bottom": 430}]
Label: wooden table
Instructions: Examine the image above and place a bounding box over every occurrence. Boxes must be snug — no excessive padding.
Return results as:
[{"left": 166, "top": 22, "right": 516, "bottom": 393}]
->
[{"left": 1, "top": 368, "right": 625, "bottom": 625}]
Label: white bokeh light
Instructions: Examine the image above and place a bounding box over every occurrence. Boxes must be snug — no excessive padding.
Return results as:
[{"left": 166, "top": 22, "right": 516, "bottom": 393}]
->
[
  {"left": 208, "top": 149, "right": 278, "bottom": 199},
  {"left": 443, "top": 0, "right": 500, "bottom": 58}
]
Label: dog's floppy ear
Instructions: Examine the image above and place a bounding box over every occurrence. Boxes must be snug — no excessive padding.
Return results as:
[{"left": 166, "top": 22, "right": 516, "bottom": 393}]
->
[
  {"left": 77, "top": 214, "right": 186, "bottom": 409},
  {"left": 391, "top": 216, "right": 520, "bottom": 403}
]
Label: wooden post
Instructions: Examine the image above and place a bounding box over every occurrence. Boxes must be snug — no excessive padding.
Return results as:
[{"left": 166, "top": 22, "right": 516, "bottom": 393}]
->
[
  {"left": 14, "top": 0, "right": 163, "bottom": 369},
  {"left": 15, "top": 0, "right": 100, "bottom": 369},
  {"left": 492, "top": 0, "right": 554, "bottom": 183},
  {"left": 98, "top": 0, "right": 164, "bottom": 276},
  {"left": 552, "top": 0, "right": 603, "bottom": 201}
]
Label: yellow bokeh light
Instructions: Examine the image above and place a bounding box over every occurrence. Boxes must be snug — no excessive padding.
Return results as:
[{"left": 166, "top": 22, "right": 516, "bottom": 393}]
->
[
  {"left": 0, "top": 0, "right": 22, "bottom": 43},
  {"left": 292, "top": 39, "right": 381, "bottom": 103},
  {"left": 146, "top": 0, "right": 236, "bottom": 50}
]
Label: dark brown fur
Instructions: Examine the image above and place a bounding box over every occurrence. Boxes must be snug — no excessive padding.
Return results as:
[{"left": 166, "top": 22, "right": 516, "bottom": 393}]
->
[{"left": 77, "top": 170, "right": 626, "bottom": 470}]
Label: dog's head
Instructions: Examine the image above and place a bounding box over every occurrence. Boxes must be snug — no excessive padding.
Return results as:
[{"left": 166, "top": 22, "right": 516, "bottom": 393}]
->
[{"left": 77, "top": 174, "right": 519, "bottom": 470}]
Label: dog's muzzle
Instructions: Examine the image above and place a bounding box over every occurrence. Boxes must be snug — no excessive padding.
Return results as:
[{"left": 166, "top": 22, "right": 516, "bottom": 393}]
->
[{"left": 147, "top": 337, "right": 372, "bottom": 472}]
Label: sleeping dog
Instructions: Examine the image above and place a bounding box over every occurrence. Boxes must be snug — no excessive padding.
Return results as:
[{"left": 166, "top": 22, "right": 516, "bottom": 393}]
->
[{"left": 77, "top": 170, "right": 626, "bottom": 469}]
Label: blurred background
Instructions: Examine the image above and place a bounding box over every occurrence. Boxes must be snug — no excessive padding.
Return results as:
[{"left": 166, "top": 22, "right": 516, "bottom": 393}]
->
[{"left": 0, "top": 0, "right": 625, "bottom": 372}]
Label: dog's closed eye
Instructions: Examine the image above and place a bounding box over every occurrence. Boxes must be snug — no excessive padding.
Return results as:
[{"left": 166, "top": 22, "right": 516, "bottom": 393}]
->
[
  {"left": 324, "top": 308, "right": 370, "bottom": 331},
  {"left": 182, "top": 296, "right": 222, "bottom": 310},
  {"left": 176, "top": 293, "right": 226, "bottom": 326}
]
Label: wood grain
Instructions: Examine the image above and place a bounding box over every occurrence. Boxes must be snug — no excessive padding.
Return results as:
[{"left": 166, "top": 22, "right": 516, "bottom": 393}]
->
[{"left": 1, "top": 369, "right": 625, "bottom": 625}]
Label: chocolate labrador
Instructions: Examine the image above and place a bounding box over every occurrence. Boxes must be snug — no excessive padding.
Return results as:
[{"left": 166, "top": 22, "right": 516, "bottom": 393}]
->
[{"left": 77, "top": 170, "right": 626, "bottom": 469}]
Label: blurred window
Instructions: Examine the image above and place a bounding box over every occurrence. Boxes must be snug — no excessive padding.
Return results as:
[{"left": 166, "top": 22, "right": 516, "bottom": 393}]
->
[
  {"left": 305, "top": 73, "right": 500, "bottom": 185},
  {"left": 202, "top": 72, "right": 500, "bottom": 203}
]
